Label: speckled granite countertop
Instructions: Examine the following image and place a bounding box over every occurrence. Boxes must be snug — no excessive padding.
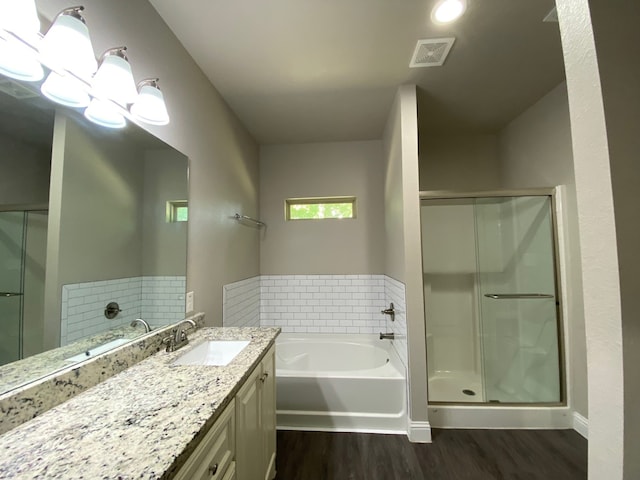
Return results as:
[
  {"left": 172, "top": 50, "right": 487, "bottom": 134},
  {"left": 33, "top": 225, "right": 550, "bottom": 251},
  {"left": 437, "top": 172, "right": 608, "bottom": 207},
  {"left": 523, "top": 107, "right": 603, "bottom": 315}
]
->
[
  {"left": 0, "top": 325, "right": 146, "bottom": 393},
  {"left": 0, "top": 327, "right": 280, "bottom": 480}
]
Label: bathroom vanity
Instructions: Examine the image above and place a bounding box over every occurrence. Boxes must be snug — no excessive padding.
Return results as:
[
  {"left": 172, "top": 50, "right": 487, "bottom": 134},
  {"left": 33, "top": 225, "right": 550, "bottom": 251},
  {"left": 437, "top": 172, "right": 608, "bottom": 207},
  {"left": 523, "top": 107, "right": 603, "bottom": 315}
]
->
[{"left": 0, "top": 326, "right": 279, "bottom": 479}]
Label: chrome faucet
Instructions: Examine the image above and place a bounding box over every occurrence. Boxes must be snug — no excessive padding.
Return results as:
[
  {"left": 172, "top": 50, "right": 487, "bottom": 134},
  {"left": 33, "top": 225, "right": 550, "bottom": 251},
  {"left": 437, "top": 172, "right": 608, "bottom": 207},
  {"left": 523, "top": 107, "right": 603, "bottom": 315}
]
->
[
  {"left": 130, "top": 318, "right": 151, "bottom": 333},
  {"left": 379, "top": 332, "right": 395, "bottom": 340},
  {"left": 381, "top": 302, "right": 395, "bottom": 322},
  {"left": 163, "top": 319, "right": 197, "bottom": 352}
]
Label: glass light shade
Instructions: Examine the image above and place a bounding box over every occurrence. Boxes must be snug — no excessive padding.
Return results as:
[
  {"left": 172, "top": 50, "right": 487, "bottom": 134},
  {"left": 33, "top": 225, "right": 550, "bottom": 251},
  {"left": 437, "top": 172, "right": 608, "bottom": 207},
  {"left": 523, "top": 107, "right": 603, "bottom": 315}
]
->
[
  {"left": 130, "top": 83, "right": 170, "bottom": 125},
  {"left": 0, "top": 0, "right": 41, "bottom": 37},
  {"left": 432, "top": 0, "right": 467, "bottom": 24},
  {"left": 0, "top": 35, "right": 43, "bottom": 82},
  {"left": 39, "top": 11, "right": 97, "bottom": 78},
  {"left": 84, "top": 98, "right": 126, "bottom": 129},
  {"left": 91, "top": 53, "right": 138, "bottom": 106},
  {"left": 41, "top": 71, "right": 90, "bottom": 108}
]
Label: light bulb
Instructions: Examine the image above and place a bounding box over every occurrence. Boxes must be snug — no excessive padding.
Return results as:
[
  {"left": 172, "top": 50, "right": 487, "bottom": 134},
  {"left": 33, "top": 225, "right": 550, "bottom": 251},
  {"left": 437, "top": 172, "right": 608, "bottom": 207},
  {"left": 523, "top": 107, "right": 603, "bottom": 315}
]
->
[
  {"left": 84, "top": 98, "right": 127, "bottom": 129},
  {"left": 432, "top": 0, "right": 467, "bottom": 24},
  {"left": 130, "top": 79, "right": 170, "bottom": 125}
]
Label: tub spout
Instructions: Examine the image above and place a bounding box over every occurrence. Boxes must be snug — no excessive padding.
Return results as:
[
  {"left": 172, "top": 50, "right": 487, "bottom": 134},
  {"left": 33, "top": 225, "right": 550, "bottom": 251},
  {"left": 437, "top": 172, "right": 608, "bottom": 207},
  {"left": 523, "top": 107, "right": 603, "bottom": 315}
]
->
[{"left": 379, "top": 332, "right": 395, "bottom": 340}]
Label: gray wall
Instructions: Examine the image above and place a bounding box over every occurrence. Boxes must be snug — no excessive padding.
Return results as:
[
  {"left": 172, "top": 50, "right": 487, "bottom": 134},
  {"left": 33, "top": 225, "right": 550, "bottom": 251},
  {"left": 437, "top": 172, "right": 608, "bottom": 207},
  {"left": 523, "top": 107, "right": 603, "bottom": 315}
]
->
[
  {"left": 419, "top": 134, "right": 500, "bottom": 191},
  {"left": 45, "top": 114, "right": 145, "bottom": 345},
  {"left": 0, "top": 132, "right": 50, "bottom": 206},
  {"left": 37, "top": 0, "right": 260, "bottom": 325},
  {"left": 142, "top": 148, "right": 188, "bottom": 276},
  {"left": 259, "top": 141, "right": 384, "bottom": 275},
  {"left": 498, "top": 82, "right": 587, "bottom": 417}
]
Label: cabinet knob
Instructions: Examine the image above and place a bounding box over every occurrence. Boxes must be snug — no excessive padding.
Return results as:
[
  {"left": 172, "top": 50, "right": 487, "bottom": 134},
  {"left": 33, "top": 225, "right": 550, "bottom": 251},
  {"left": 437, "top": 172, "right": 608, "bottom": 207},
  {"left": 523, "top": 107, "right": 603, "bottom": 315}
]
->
[
  {"left": 208, "top": 462, "right": 218, "bottom": 476},
  {"left": 260, "top": 372, "right": 269, "bottom": 383}
]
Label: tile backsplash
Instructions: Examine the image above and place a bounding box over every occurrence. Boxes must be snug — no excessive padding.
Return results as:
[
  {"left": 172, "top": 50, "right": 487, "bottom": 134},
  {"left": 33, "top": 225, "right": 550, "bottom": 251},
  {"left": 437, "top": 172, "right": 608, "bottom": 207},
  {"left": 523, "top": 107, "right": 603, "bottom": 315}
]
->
[
  {"left": 223, "top": 276, "right": 261, "bottom": 328},
  {"left": 61, "top": 276, "right": 186, "bottom": 346}
]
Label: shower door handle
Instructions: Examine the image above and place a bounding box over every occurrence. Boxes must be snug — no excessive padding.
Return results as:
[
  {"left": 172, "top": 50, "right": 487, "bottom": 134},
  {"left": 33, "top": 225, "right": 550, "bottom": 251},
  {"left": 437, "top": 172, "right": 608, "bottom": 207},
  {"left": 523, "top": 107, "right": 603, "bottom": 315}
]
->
[
  {"left": 0, "top": 292, "right": 23, "bottom": 297},
  {"left": 484, "top": 293, "right": 554, "bottom": 299}
]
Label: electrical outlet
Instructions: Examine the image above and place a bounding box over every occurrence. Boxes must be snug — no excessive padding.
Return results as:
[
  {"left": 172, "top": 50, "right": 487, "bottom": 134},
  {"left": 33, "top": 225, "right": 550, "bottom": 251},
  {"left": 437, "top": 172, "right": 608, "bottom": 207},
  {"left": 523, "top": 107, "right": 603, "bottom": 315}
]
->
[{"left": 186, "top": 291, "right": 194, "bottom": 313}]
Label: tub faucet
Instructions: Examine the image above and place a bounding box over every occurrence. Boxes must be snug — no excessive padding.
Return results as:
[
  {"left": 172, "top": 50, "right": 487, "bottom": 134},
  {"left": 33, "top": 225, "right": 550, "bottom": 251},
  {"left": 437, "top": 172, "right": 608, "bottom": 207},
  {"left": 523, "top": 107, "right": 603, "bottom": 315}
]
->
[
  {"left": 379, "top": 332, "right": 395, "bottom": 340},
  {"left": 130, "top": 318, "right": 151, "bottom": 333},
  {"left": 381, "top": 303, "right": 395, "bottom": 322},
  {"left": 163, "top": 319, "right": 197, "bottom": 352}
]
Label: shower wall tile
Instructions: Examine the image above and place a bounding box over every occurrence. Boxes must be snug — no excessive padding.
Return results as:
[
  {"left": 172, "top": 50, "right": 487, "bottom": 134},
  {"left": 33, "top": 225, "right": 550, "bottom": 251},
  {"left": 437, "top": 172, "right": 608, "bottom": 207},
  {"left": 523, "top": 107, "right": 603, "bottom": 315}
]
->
[
  {"left": 260, "top": 275, "right": 387, "bottom": 334},
  {"left": 385, "top": 276, "right": 408, "bottom": 370},
  {"left": 223, "top": 276, "right": 261, "bottom": 327},
  {"left": 61, "top": 276, "right": 186, "bottom": 345}
]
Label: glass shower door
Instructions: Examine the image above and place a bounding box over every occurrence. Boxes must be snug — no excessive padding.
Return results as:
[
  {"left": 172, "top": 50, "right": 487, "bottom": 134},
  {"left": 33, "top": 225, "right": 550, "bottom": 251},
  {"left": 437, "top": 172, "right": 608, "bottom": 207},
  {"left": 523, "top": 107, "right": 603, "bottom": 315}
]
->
[
  {"left": 0, "top": 212, "right": 26, "bottom": 365},
  {"left": 475, "top": 196, "right": 561, "bottom": 403}
]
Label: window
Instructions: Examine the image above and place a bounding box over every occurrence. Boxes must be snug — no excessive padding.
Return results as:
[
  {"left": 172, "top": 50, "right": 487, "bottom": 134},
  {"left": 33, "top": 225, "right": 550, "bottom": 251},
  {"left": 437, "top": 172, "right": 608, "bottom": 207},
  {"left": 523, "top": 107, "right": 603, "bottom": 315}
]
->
[
  {"left": 166, "top": 200, "right": 188, "bottom": 222},
  {"left": 285, "top": 196, "right": 356, "bottom": 221}
]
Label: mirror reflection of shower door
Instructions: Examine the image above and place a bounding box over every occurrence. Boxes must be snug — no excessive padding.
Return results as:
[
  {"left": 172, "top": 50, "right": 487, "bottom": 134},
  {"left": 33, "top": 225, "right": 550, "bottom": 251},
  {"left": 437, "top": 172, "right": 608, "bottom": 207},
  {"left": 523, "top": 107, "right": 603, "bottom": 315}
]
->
[
  {"left": 0, "top": 212, "right": 26, "bottom": 365},
  {"left": 475, "top": 196, "right": 561, "bottom": 403}
]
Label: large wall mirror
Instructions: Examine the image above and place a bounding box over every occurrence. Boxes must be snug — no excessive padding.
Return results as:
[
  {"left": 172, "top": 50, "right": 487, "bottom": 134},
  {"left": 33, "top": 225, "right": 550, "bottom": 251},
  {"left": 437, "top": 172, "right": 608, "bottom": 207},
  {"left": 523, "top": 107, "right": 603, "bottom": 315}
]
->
[{"left": 0, "top": 72, "right": 188, "bottom": 394}]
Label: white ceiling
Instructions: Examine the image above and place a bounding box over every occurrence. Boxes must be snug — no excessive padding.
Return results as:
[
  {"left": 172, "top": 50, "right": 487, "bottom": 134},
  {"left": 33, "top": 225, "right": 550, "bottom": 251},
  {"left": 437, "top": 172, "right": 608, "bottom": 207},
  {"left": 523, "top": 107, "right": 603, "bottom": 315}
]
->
[{"left": 149, "top": 0, "right": 565, "bottom": 145}]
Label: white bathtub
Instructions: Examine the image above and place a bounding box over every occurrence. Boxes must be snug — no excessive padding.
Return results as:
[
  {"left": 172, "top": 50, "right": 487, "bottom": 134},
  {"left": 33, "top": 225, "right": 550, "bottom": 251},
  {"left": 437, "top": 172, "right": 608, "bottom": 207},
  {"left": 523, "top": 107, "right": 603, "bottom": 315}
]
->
[{"left": 276, "top": 334, "right": 406, "bottom": 434}]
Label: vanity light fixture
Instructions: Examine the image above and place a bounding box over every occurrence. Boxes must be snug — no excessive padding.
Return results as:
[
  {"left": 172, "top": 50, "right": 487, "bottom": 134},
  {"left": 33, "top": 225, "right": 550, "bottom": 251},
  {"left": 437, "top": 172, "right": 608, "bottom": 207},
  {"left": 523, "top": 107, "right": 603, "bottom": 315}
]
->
[
  {"left": 91, "top": 47, "right": 138, "bottom": 106},
  {"left": 431, "top": 0, "right": 467, "bottom": 24},
  {"left": 0, "top": 4, "right": 171, "bottom": 129},
  {"left": 39, "top": 7, "right": 97, "bottom": 78},
  {"left": 0, "top": 0, "right": 43, "bottom": 81},
  {"left": 130, "top": 78, "right": 170, "bottom": 126}
]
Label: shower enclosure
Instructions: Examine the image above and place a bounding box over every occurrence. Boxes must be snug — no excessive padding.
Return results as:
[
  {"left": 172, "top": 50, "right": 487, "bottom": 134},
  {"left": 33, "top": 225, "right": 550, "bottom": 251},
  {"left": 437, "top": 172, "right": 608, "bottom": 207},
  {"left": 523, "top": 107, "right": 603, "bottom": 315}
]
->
[
  {"left": 421, "top": 192, "right": 562, "bottom": 405},
  {"left": 0, "top": 208, "right": 48, "bottom": 366}
]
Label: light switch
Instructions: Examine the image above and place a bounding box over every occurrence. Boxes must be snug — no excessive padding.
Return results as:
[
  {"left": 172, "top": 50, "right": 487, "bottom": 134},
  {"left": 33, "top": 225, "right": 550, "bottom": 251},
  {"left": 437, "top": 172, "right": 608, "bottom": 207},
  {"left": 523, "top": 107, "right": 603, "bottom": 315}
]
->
[{"left": 186, "top": 291, "right": 194, "bottom": 313}]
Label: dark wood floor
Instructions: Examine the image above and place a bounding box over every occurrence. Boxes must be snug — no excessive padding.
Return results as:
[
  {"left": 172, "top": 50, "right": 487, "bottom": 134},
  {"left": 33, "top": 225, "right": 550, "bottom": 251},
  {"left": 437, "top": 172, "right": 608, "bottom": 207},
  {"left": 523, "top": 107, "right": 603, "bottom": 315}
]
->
[{"left": 275, "top": 429, "right": 587, "bottom": 480}]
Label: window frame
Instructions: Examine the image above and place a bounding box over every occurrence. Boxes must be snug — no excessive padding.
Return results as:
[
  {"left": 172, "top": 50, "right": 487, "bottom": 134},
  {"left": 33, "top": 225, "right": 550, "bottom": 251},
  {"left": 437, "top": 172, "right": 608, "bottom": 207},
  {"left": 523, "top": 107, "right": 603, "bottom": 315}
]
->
[
  {"left": 284, "top": 196, "right": 357, "bottom": 221},
  {"left": 166, "top": 200, "right": 189, "bottom": 223}
]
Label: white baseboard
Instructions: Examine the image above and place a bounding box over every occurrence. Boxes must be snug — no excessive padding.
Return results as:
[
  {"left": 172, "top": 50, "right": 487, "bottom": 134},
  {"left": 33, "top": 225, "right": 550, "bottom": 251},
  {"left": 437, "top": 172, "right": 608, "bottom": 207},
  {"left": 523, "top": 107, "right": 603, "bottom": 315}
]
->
[
  {"left": 428, "top": 406, "right": 573, "bottom": 429},
  {"left": 408, "top": 420, "right": 432, "bottom": 443},
  {"left": 573, "top": 412, "right": 588, "bottom": 439}
]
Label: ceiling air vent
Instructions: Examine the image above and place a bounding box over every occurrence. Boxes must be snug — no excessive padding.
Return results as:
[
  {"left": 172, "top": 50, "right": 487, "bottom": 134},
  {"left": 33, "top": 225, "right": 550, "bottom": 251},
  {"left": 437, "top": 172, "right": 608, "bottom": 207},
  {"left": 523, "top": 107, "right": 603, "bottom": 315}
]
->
[
  {"left": 409, "top": 37, "right": 456, "bottom": 68},
  {"left": 0, "top": 78, "right": 39, "bottom": 100}
]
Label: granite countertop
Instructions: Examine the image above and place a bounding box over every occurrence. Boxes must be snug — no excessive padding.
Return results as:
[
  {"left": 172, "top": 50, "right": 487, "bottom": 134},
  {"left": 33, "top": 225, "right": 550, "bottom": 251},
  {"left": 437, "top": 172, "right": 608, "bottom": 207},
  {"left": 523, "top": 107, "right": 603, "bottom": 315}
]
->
[
  {"left": 0, "top": 325, "right": 147, "bottom": 394},
  {"left": 0, "top": 327, "right": 280, "bottom": 480}
]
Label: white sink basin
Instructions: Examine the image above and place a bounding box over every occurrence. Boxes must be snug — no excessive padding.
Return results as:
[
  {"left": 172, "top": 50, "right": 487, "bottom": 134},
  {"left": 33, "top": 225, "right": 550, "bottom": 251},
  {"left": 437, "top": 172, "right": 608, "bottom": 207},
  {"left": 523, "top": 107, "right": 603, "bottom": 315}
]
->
[
  {"left": 172, "top": 340, "right": 250, "bottom": 366},
  {"left": 64, "top": 338, "right": 131, "bottom": 362}
]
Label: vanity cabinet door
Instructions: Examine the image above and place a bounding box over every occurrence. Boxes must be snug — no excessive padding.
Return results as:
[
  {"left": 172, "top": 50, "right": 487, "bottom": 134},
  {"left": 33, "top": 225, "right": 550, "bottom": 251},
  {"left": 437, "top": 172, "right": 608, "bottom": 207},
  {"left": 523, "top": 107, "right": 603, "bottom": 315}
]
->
[
  {"left": 236, "top": 345, "right": 277, "bottom": 480},
  {"left": 173, "top": 399, "right": 235, "bottom": 480},
  {"left": 261, "top": 348, "right": 276, "bottom": 480},
  {"left": 235, "top": 365, "right": 262, "bottom": 480}
]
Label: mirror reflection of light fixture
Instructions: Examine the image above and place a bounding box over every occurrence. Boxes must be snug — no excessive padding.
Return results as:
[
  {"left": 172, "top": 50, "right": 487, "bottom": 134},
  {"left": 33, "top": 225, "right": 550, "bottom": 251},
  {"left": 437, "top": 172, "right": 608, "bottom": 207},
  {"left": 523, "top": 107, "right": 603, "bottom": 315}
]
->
[
  {"left": 0, "top": 36, "right": 44, "bottom": 81},
  {"left": 130, "top": 78, "right": 170, "bottom": 126},
  {"left": 39, "top": 6, "right": 97, "bottom": 79},
  {"left": 84, "top": 98, "right": 126, "bottom": 129},
  {"left": 431, "top": 0, "right": 467, "bottom": 24},
  {"left": 91, "top": 47, "right": 138, "bottom": 107},
  {"left": 41, "top": 71, "right": 90, "bottom": 107}
]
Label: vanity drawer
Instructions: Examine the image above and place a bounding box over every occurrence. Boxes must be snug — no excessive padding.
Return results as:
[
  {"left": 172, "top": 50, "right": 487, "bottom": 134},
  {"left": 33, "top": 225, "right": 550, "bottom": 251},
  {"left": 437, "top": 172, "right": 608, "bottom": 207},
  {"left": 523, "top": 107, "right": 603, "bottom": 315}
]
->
[{"left": 174, "top": 399, "right": 235, "bottom": 480}]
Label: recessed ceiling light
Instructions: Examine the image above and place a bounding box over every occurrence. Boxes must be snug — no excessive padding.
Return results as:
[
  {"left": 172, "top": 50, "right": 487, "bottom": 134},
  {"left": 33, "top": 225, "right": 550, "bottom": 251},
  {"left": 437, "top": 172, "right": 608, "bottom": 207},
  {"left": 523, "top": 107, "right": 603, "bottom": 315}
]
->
[{"left": 431, "top": 0, "right": 467, "bottom": 25}]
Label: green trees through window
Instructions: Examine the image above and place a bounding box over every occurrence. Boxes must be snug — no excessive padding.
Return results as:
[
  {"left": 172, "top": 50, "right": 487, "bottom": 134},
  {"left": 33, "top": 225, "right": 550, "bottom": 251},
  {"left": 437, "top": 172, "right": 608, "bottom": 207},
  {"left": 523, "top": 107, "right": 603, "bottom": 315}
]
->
[{"left": 286, "top": 197, "right": 356, "bottom": 220}]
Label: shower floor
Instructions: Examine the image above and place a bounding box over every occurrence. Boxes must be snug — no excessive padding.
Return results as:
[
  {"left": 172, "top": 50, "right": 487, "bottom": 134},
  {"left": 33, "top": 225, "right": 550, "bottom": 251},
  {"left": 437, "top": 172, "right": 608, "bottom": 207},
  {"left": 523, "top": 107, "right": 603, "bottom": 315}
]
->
[{"left": 428, "top": 371, "right": 484, "bottom": 403}]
